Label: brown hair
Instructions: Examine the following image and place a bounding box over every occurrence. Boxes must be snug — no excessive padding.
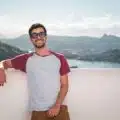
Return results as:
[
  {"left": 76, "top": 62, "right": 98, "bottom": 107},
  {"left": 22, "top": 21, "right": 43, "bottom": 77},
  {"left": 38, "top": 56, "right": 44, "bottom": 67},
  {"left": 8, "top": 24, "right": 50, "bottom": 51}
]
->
[{"left": 29, "top": 23, "right": 47, "bottom": 37}]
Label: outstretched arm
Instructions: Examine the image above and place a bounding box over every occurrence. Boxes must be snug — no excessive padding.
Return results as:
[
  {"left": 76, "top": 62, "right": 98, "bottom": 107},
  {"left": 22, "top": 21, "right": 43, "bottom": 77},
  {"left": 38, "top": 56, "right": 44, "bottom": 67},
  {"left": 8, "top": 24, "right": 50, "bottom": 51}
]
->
[
  {"left": 0, "top": 59, "right": 13, "bottom": 86},
  {"left": 0, "top": 53, "right": 28, "bottom": 86}
]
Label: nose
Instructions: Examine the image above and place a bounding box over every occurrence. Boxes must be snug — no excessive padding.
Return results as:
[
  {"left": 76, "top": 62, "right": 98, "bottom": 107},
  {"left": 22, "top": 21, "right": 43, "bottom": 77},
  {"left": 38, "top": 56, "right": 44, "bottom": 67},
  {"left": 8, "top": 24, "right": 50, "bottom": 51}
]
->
[{"left": 37, "top": 35, "right": 41, "bottom": 39}]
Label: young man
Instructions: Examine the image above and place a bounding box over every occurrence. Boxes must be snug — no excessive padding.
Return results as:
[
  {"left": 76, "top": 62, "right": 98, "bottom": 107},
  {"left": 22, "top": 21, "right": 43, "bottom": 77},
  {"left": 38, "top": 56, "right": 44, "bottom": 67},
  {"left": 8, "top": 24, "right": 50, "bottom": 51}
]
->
[{"left": 0, "top": 23, "right": 70, "bottom": 120}]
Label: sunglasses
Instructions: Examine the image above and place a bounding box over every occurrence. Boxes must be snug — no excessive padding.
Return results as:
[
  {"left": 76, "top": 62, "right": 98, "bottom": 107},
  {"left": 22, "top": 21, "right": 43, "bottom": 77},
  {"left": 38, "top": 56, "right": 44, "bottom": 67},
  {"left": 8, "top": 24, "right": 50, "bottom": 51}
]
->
[{"left": 30, "top": 32, "right": 46, "bottom": 39}]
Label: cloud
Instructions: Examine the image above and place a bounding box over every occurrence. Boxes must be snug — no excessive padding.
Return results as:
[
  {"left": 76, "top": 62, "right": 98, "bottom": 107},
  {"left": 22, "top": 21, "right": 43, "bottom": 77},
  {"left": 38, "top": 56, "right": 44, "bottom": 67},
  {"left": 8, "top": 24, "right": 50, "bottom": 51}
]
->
[
  {"left": 0, "top": 15, "right": 28, "bottom": 38},
  {"left": 1, "top": 14, "right": 120, "bottom": 37},
  {"left": 47, "top": 14, "right": 120, "bottom": 36}
]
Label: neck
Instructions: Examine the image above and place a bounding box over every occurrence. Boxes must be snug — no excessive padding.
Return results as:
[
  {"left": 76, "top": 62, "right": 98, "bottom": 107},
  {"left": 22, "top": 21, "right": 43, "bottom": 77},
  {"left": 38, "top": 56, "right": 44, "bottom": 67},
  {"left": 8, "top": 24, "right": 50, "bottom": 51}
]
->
[{"left": 35, "top": 46, "right": 51, "bottom": 56}]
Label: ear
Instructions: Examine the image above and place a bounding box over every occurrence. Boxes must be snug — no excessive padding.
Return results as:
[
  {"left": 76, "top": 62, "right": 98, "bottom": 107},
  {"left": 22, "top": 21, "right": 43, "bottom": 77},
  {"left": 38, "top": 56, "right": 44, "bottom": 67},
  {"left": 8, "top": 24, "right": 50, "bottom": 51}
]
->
[
  {"left": 45, "top": 36, "right": 47, "bottom": 40},
  {"left": 29, "top": 37, "right": 32, "bottom": 41}
]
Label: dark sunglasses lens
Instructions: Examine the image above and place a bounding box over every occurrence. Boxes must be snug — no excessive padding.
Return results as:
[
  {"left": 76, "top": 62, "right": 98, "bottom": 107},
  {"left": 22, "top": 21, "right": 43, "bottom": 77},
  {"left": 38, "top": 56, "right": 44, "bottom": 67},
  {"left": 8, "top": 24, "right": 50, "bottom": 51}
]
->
[
  {"left": 31, "top": 33, "right": 38, "bottom": 38},
  {"left": 31, "top": 32, "right": 46, "bottom": 38},
  {"left": 39, "top": 32, "right": 46, "bottom": 36}
]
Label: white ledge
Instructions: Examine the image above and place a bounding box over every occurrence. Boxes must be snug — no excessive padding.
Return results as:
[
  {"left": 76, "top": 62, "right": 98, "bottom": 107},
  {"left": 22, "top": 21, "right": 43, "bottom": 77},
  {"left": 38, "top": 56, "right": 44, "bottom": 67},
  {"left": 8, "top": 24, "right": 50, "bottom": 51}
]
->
[{"left": 0, "top": 68, "right": 120, "bottom": 120}]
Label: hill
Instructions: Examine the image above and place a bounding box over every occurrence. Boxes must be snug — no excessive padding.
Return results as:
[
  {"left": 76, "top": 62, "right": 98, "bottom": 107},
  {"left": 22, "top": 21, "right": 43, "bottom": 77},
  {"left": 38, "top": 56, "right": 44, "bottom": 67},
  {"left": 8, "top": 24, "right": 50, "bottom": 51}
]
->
[
  {"left": 0, "top": 41, "right": 26, "bottom": 61},
  {"left": 0, "top": 34, "right": 120, "bottom": 63}
]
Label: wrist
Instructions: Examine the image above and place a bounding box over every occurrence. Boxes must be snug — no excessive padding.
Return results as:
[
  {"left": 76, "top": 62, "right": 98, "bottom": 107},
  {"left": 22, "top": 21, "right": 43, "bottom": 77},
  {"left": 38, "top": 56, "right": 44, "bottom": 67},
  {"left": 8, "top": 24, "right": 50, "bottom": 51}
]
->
[{"left": 55, "top": 103, "right": 61, "bottom": 107}]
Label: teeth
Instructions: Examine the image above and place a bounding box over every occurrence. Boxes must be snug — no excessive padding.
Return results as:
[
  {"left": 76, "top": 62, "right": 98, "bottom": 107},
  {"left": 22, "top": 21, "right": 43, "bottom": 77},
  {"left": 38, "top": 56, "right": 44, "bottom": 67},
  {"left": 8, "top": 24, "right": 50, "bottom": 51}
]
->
[
  {"left": 36, "top": 40, "right": 41, "bottom": 42},
  {"left": 35, "top": 40, "right": 43, "bottom": 42}
]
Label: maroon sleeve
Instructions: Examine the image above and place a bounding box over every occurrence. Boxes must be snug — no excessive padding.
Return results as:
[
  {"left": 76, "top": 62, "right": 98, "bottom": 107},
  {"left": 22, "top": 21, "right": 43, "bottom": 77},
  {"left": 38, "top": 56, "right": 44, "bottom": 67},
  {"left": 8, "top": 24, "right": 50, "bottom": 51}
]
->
[
  {"left": 11, "top": 54, "right": 28, "bottom": 72},
  {"left": 60, "top": 55, "right": 70, "bottom": 76}
]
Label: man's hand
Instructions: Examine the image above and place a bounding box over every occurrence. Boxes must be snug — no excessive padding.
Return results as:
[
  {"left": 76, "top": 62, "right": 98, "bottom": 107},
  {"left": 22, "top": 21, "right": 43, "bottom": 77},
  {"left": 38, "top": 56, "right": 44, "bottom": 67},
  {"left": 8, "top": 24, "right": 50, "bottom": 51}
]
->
[
  {"left": 47, "top": 104, "right": 61, "bottom": 117},
  {"left": 0, "top": 69, "right": 6, "bottom": 86},
  {"left": 0, "top": 59, "right": 12, "bottom": 86}
]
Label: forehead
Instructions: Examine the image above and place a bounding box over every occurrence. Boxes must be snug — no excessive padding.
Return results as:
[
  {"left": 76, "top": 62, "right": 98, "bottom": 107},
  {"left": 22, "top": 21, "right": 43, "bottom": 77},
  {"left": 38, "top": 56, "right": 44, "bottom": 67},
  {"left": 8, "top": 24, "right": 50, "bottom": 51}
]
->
[{"left": 31, "top": 27, "right": 44, "bottom": 33}]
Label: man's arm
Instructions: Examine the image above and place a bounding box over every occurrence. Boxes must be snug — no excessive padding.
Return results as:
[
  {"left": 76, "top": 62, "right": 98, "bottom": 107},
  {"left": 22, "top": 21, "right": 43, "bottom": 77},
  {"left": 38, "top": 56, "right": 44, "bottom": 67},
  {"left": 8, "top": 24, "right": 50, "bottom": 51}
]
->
[
  {"left": 55, "top": 74, "right": 69, "bottom": 106},
  {"left": 47, "top": 54, "right": 70, "bottom": 117},
  {"left": 47, "top": 73, "right": 69, "bottom": 117},
  {"left": 0, "top": 53, "right": 27, "bottom": 86},
  {"left": 54, "top": 55, "right": 70, "bottom": 105},
  {"left": 0, "top": 59, "right": 13, "bottom": 86}
]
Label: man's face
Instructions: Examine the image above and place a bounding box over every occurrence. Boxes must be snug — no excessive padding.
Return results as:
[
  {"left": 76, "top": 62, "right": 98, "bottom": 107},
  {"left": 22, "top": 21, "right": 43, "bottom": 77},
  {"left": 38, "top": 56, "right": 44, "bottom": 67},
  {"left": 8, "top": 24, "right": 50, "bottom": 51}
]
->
[{"left": 30, "top": 27, "right": 47, "bottom": 49}]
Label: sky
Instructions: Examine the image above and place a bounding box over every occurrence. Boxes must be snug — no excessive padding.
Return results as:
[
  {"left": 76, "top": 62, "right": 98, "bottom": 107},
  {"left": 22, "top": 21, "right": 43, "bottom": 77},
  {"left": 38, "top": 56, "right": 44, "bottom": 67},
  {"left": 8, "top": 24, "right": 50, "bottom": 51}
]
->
[{"left": 0, "top": 0, "right": 120, "bottom": 37}]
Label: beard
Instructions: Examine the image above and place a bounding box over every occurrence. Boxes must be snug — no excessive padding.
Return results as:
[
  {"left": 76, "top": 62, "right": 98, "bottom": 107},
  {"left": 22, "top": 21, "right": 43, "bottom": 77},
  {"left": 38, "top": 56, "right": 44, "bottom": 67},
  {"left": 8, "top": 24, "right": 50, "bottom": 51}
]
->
[
  {"left": 33, "top": 39, "right": 46, "bottom": 49},
  {"left": 34, "top": 43, "right": 45, "bottom": 48}
]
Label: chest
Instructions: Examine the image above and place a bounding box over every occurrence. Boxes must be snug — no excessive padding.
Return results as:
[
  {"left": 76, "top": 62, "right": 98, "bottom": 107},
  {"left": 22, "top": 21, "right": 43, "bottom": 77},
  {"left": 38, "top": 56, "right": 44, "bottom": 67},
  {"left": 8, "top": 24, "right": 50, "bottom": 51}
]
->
[{"left": 26, "top": 55, "right": 61, "bottom": 73}]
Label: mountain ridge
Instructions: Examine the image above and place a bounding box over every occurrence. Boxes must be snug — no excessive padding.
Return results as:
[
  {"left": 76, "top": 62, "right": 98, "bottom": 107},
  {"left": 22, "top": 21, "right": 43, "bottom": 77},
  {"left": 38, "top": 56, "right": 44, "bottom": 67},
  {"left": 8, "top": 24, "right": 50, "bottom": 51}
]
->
[{"left": 0, "top": 33, "right": 120, "bottom": 63}]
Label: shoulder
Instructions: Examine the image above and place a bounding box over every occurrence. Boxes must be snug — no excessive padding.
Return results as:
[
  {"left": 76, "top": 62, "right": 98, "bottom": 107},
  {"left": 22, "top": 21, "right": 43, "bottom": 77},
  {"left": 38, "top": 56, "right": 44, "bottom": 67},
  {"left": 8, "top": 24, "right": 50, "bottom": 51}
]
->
[
  {"left": 11, "top": 52, "right": 33, "bottom": 66},
  {"left": 10, "top": 52, "right": 34, "bottom": 72},
  {"left": 51, "top": 50, "right": 70, "bottom": 75},
  {"left": 50, "top": 51, "right": 65, "bottom": 59},
  {"left": 12, "top": 52, "right": 33, "bottom": 59}
]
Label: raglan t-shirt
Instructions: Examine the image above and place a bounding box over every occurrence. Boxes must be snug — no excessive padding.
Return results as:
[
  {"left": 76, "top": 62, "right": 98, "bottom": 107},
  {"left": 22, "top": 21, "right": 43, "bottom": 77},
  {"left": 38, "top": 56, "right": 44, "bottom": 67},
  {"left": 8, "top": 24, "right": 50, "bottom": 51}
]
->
[{"left": 10, "top": 51, "right": 70, "bottom": 111}]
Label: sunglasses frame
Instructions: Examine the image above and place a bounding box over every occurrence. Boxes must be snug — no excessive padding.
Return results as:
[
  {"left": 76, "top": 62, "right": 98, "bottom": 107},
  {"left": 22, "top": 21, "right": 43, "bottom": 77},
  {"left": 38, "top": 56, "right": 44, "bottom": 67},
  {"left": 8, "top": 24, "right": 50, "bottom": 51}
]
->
[{"left": 30, "top": 32, "right": 46, "bottom": 39}]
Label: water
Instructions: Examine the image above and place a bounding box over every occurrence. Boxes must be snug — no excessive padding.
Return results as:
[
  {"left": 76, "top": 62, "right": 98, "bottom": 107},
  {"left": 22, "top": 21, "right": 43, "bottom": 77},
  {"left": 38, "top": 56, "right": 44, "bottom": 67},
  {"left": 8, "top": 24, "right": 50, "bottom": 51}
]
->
[{"left": 68, "top": 59, "right": 120, "bottom": 68}]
